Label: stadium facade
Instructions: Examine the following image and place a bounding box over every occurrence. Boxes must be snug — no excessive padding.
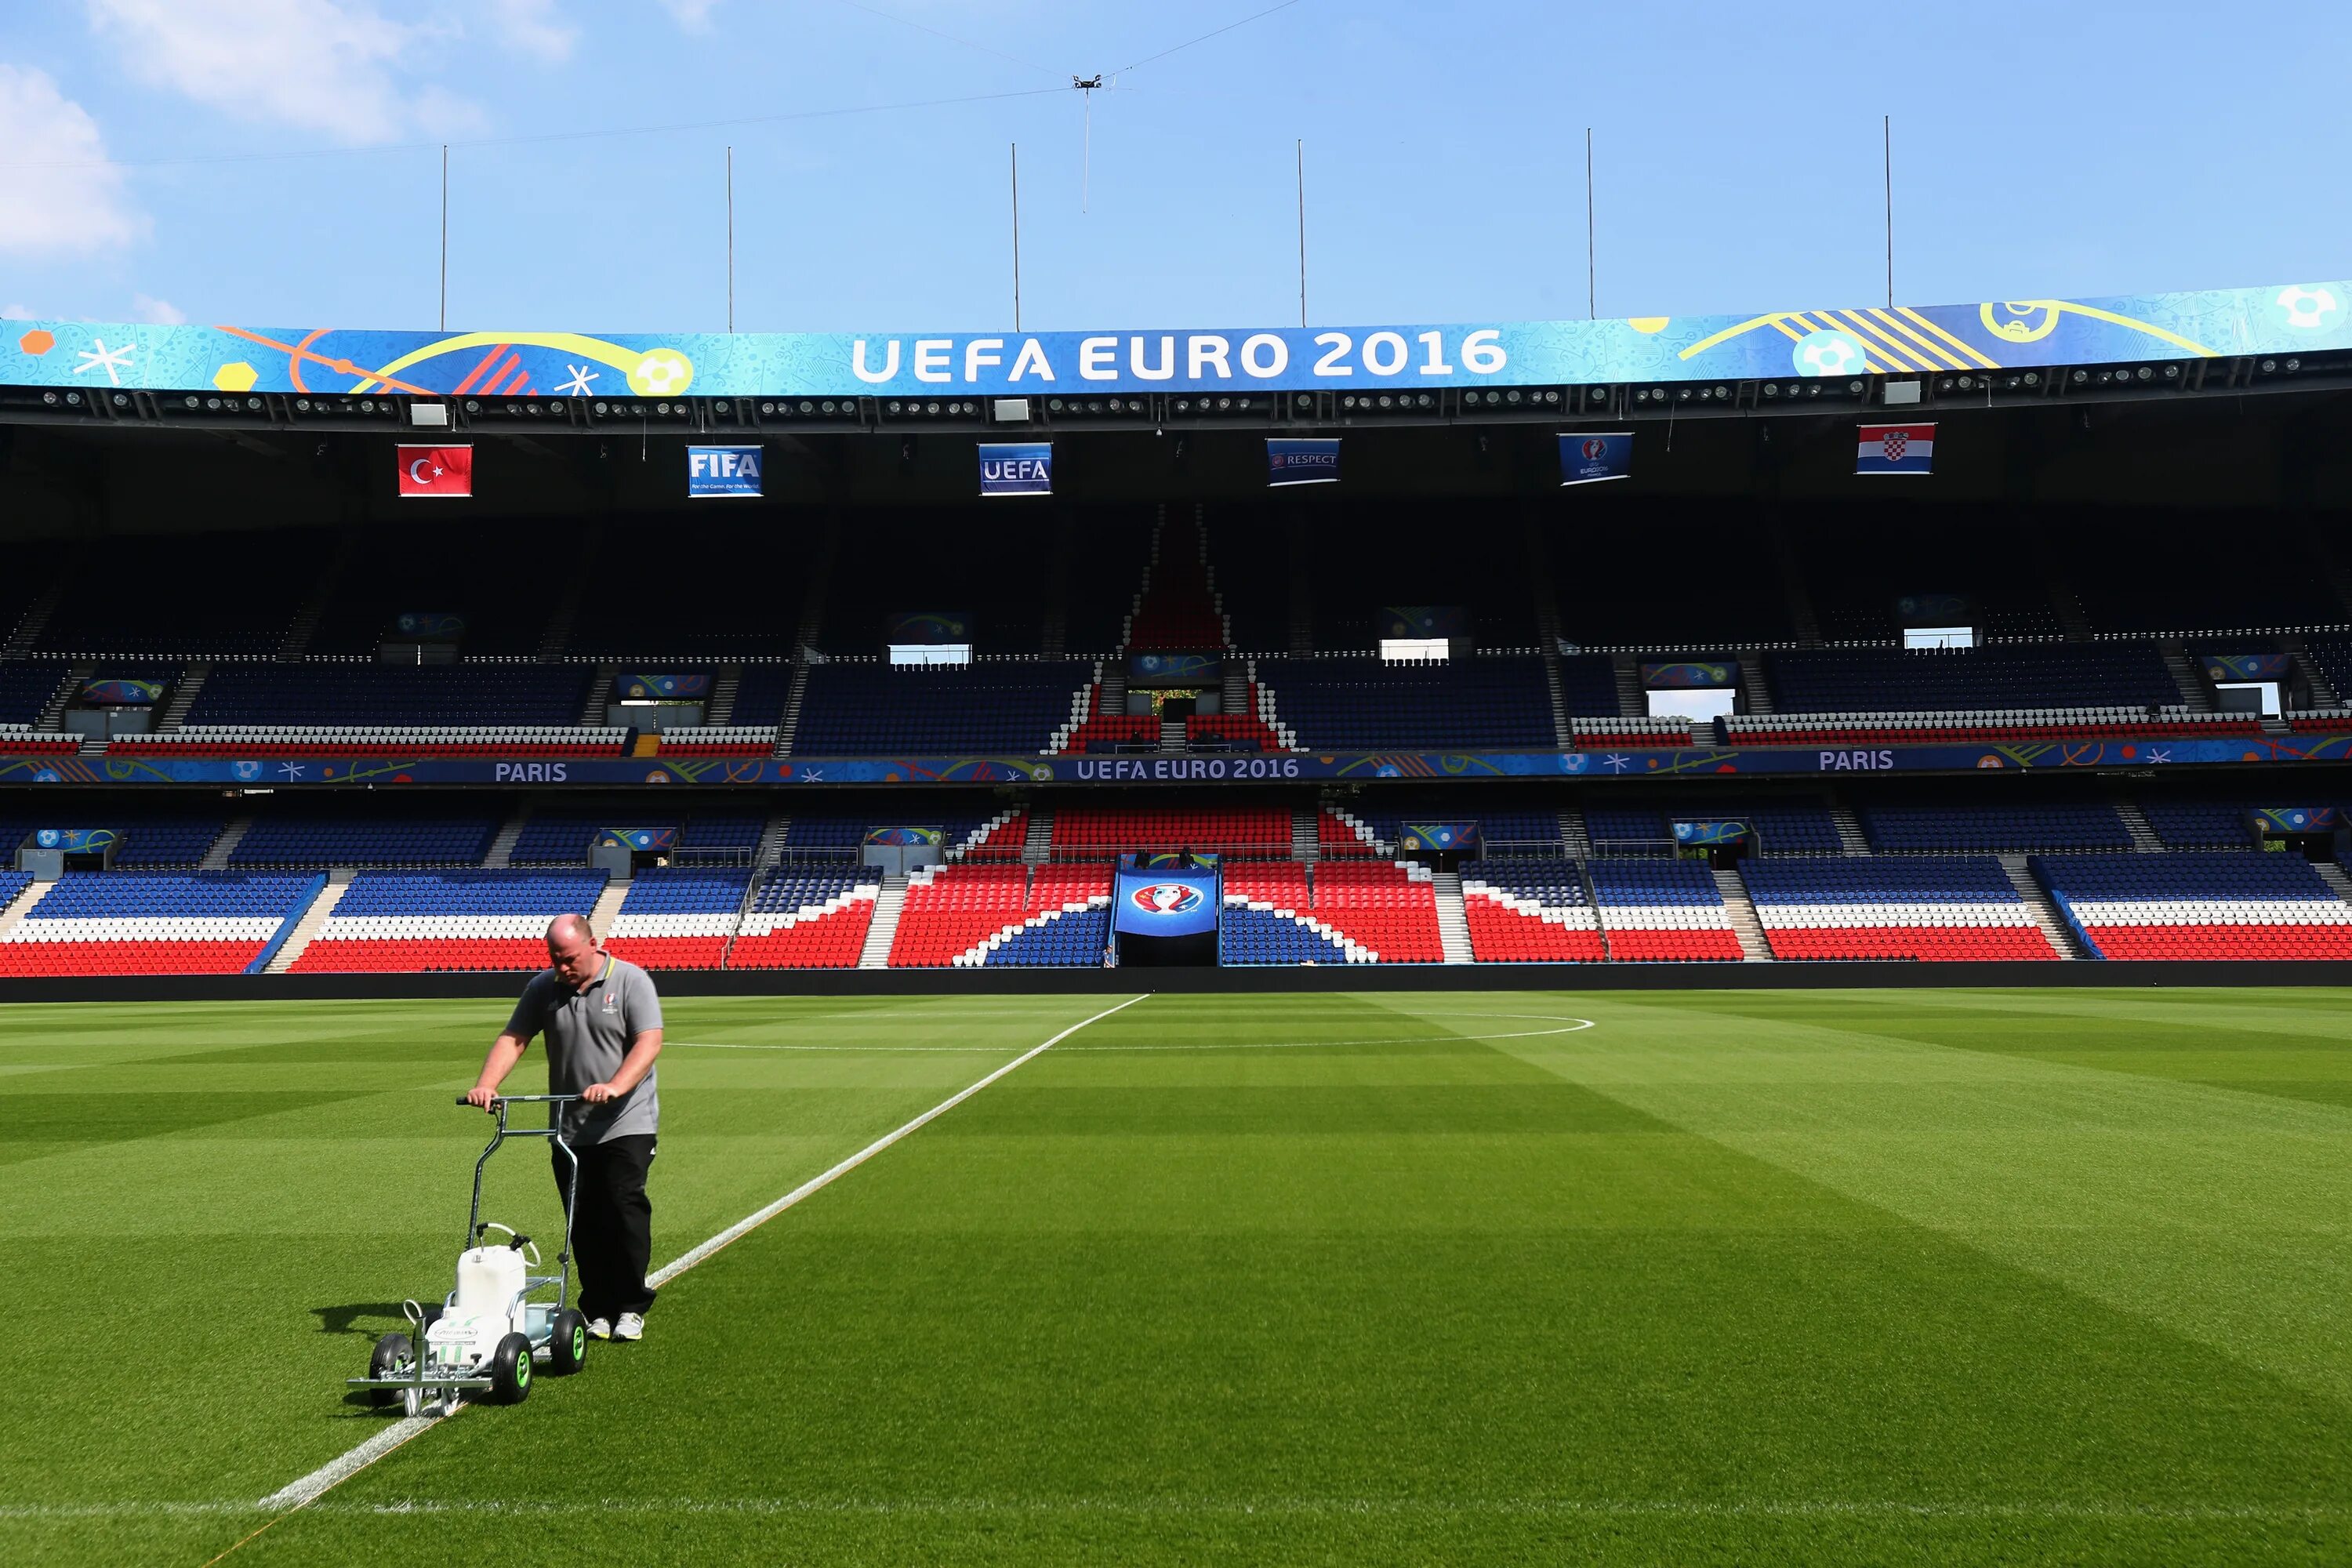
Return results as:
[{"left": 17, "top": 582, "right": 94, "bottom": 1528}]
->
[{"left": 3, "top": 278, "right": 2351, "bottom": 990}]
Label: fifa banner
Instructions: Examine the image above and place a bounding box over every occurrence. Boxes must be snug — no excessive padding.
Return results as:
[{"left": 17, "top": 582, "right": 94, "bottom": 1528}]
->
[
  {"left": 2252, "top": 808, "right": 2337, "bottom": 835},
  {"left": 615, "top": 672, "right": 710, "bottom": 701},
  {"left": 1559, "top": 432, "right": 1632, "bottom": 485},
  {"left": 882, "top": 611, "right": 974, "bottom": 645},
  {"left": 687, "top": 445, "right": 763, "bottom": 498},
  {"left": 979, "top": 442, "right": 1052, "bottom": 497},
  {"left": 1114, "top": 871, "right": 1220, "bottom": 938},
  {"left": 1642, "top": 659, "right": 1737, "bottom": 689},
  {"left": 1399, "top": 822, "right": 1478, "bottom": 854},
  {"left": 1894, "top": 593, "right": 1973, "bottom": 628},
  {"left": 1128, "top": 652, "right": 1220, "bottom": 688},
  {"left": 1857, "top": 423, "right": 1935, "bottom": 475},
  {"left": 31, "top": 828, "right": 120, "bottom": 855},
  {"left": 78, "top": 678, "right": 164, "bottom": 706},
  {"left": 2205, "top": 653, "right": 2292, "bottom": 682},
  {"left": 391, "top": 612, "right": 466, "bottom": 643},
  {"left": 1378, "top": 605, "right": 1468, "bottom": 639},
  {"left": 396, "top": 445, "right": 472, "bottom": 497},
  {"left": 1267, "top": 437, "right": 1340, "bottom": 486},
  {"left": 1672, "top": 819, "right": 1752, "bottom": 851},
  {"left": 595, "top": 827, "right": 678, "bottom": 851}
]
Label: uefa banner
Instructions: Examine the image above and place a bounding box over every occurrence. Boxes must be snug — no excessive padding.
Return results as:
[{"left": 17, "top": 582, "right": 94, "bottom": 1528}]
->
[
  {"left": 1114, "top": 872, "right": 1219, "bottom": 936},
  {"left": 978, "top": 442, "right": 1052, "bottom": 496},
  {"left": 1267, "top": 437, "right": 1340, "bottom": 486},
  {"left": 687, "top": 445, "right": 763, "bottom": 497},
  {"left": 1559, "top": 432, "right": 1632, "bottom": 485}
]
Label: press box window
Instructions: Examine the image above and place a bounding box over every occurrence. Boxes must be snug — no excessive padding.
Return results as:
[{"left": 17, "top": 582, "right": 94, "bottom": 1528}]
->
[
  {"left": 889, "top": 644, "right": 972, "bottom": 666},
  {"left": 1903, "top": 626, "right": 1975, "bottom": 649},
  {"left": 1380, "top": 638, "right": 1449, "bottom": 662}
]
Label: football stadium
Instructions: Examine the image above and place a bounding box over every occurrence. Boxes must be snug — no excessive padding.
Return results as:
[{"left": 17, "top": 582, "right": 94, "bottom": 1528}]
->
[{"left": 8, "top": 13, "right": 2352, "bottom": 1566}]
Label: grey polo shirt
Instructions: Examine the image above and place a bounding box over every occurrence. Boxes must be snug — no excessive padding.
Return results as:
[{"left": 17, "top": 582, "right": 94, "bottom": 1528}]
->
[{"left": 504, "top": 955, "right": 663, "bottom": 1144}]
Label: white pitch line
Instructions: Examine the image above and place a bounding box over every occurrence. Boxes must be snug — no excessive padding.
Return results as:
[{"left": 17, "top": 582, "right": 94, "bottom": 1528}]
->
[{"left": 257, "top": 993, "right": 1149, "bottom": 1516}]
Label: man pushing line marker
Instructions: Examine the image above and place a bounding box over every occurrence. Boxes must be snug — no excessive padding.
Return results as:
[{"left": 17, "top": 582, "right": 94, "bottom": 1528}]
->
[{"left": 467, "top": 913, "right": 664, "bottom": 1344}]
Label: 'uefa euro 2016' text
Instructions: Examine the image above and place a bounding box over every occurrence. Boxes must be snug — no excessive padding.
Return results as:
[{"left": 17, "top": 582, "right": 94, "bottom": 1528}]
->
[
  {"left": 848, "top": 330, "right": 1508, "bottom": 390},
  {"left": 1073, "top": 757, "right": 1304, "bottom": 782}
]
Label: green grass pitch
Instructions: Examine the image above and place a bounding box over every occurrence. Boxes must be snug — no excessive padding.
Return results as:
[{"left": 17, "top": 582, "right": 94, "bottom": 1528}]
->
[{"left": 4, "top": 988, "right": 2350, "bottom": 1565}]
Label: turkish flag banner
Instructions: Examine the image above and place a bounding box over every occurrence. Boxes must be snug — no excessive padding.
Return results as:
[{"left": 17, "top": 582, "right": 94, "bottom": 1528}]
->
[{"left": 397, "top": 445, "right": 474, "bottom": 498}]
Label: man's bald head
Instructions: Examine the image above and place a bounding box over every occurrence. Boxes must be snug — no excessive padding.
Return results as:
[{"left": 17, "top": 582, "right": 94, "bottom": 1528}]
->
[{"left": 546, "top": 913, "right": 601, "bottom": 986}]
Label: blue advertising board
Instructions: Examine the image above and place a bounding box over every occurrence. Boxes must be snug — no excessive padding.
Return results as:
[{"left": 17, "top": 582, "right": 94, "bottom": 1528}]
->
[
  {"left": 978, "top": 442, "right": 1051, "bottom": 496},
  {"left": 14, "top": 278, "right": 2344, "bottom": 401},
  {"left": 1113, "top": 871, "right": 1220, "bottom": 937},
  {"left": 686, "top": 445, "right": 763, "bottom": 497}
]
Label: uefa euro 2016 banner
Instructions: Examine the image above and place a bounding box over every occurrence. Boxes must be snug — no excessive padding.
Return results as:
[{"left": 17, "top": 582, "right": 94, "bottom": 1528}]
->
[
  {"left": 883, "top": 611, "right": 974, "bottom": 645},
  {"left": 614, "top": 673, "right": 710, "bottom": 701},
  {"left": 13, "top": 279, "right": 2347, "bottom": 400},
  {"left": 31, "top": 827, "right": 118, "bottom": 854},
  {"left": 2204, "top": 653, "right": 2292, "bottom": 682},
  {"left": 1672, "top": 819, "right": 1752, "bottom": 850},
  {"left": 1113, "top": 871, "right": 1219, "bottom": 938},
  {"left": 1642, "top": 660, "right": 1737, "bottom": 689},
  {"left": 596, "top": 827, "right": 678, "bottom": 851},
  {"left": 78, "top": 678, "right": 164, "bottom": 706}
]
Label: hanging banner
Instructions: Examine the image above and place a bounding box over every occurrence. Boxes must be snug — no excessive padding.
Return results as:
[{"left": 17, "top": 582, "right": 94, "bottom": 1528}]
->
[
  {"left": 882, "top": 611, "right": 975, "bottom": 645},
  {"left": 614, "top": 673, "right": 710, "bottom": 701},
  {"left": 2251, "top": 808, "right": 2337, "bottom": 834},
  {"left": 31, "top": 828, "right": 120, "bottom": 854},
  {"left": 78, "top": 678, "right": 165, "bottom": 706},
  {"left": 1856, "top": 423, "right": 1936, "bottom": 475},
  {"left": 390, "top": 612, "right": 466, "bottom": 642},
  {"left": 1114, "top": 872, "right": 1220, "bottom": 937},
  {"left": 1378, "top": 606, "right": 1468, "bottom": 639},
  {"left": 1399, "top": 822, "right": 1479, "bottom": 854},
  {"left": 1641, "top": 659, "right": 1737, "bottom": 688},
  {"left": 1671, "top": 819, "right": 1753, "bottom": 850},
  {"left": 1266, "top": 437, "right": 1340, "bottom": 486},
  {"left": 978, "top": 442, "right": 1052, "bottom": 496},
  {"left": 863, "top": 826, "right": 944, "bottom": 846},
  {"left": 1559, "top": 431, "right": 1632, "bottom": 485},
  {"left": 595, "top": 827, "right": 679, "bottom": 851},
  {"left": 686, "top": 445, "right": 763, "bottom": 498},
  {"left": 395, "top": 444, "right": 473, "bottom": 497},
  {"left": 1894, "top": 593, "right": 1973, "bottom": 627},
  {"left": 1128, "top": 652, "right": 1221, "bottom": 688},
  {"left": 2203, "top": 653, "right": 2292, "bottom": 682}
]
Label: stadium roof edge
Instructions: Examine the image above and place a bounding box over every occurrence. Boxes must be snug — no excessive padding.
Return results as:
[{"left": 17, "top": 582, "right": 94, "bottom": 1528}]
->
[{"left": 4, "top": 278, "right": 2347, "bottom": 405}]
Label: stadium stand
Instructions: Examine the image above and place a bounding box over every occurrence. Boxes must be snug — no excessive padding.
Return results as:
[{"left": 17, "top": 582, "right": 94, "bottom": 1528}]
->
[
  {"left": 1221, "top": 861, "right": 1356, "bottom": 964},
  {"left": 309, "top": 523, "right": 564, "bottom": 657},
  {"left": 32, "top": 531, "right": 332, "bottom": 658},
  {"left": 116, "top": 727, "right": 626, "bottom": 758},
  {"left": 1860, "top": 802, "right": 2132, "bottom": 854},
  {"left": 817, "top": 509, "right": 1054, "bottom": 656},
  {"left": 1254, "top": 656, "right": 1559, "bottom": 750},
  {"left": 1588, "top": 859, "right": 1741, "bottom": 960},
  {"left": 887, "top": 863, "right": 1112, "bottom": 967},
  {"left": 288, "top": 869, "right": 608, "bottom": 972},
  {"left": 562, "top": 518, "right": 807, "bottom": 659},
  {"left": 188, "top": 665, "right": 593, "bottom": 728},
  {"left": 1724, "top": 709, "right": 2259, "bottom": 747},
  {"left": 603, "top": 866, "right": 753, "bottom": 970},
  {"left": 791, "top": 661, "right": 1092, "bottom": 754},
  {"left": 1740, "top": 857, "right": 2058, "bottom": 961},
  {"left": 1766, "top": 645, "right": 2179, "bottom": 714},
  {"left": 0, "top": 872, "right": 318, "bottom": 975},
  {"left": 1584, "top": 803, "right": 1675, "bottom": 856},
  {"left": 1459, "top": 859, "right": 1605, "bottom": 962},
  {"left": 1053, "top": 806, "right": 1290, "bottom": 854},
  {"left": 0, "top": 662, "right": 69, "bottom": 725},
  {"left": 231, "top": 808, "right": 499, "bottom": 868},
  {"left": 727, "top": 865, "right": 879, "bottom": 969},
  {"left": 2034, "top": 851, "right": 2352, "bottom": 960},
  {"left": 2140, "top": 800, "right": 2258, "bottom": 849}
]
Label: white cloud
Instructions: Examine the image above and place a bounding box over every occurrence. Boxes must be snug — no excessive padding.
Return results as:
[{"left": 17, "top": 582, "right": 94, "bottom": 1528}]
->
[
  {"left": 87, "top": 0, "right": 468, "bottom": 141},
  {"left": 2, "top": 303, "right": 39, "bottom": 320},
  {"left": 659, "top": 0, "right": 724, "bottom": 33},
  {"left": 0, "top": 64, "right": 143, "bottom": 256},
  {"left": 129, "top": 292, "right": 185, "bottom": 324},
  {"left": 488, "top": 0, "right": 577, "bottom": 63}
]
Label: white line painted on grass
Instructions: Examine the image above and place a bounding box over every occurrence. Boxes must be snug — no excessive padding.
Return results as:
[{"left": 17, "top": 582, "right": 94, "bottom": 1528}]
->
[{"left": 255, "top": 993, "right": 1149, "bottom": 1518}]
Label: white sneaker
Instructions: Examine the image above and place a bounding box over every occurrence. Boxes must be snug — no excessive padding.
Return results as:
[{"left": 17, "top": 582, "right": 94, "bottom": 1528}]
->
[
  {"left": 585, "top": 1316, "right": 612, "bottom": 1341},
  {"left": 613, "top": 1312, "right": 645, "bottom": 1342}
]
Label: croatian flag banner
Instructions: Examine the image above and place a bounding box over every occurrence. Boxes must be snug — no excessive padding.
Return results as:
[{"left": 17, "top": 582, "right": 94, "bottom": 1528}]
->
[{"left": 1856, "top": 423, "right": 1936, "bottom": 476}]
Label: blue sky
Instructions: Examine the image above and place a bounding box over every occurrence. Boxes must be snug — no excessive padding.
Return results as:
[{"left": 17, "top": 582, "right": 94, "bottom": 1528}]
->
[{"left": 2, "top": 1, "right": 2348, "bottom": 334}]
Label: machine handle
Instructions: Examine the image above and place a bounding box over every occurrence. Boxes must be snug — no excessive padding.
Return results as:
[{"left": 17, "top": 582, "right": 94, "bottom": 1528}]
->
[{"left": 455, "top": 1094, "right": 584, "bottom": 1107}]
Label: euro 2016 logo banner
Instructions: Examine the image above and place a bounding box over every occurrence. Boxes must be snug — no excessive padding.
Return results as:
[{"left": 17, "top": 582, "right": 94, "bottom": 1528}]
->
[{"left": 1113, "top": 872, "right": 1219, "bottom": 935}]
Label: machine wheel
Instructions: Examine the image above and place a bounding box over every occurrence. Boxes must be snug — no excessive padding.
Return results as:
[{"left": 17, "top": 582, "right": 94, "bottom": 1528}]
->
[
  {"left": 548, "top": 1309, "right": 589, "bottom": 1376},
  {"left": 488, "top": 1331, "right": 533, "bottom": 1405},
  {"left": 366, "top": 1332, "right": 413, "bottom": 1409}
]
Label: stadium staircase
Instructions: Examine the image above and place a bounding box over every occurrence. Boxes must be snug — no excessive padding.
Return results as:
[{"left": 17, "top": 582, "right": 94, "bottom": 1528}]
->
[
  {"left": 1292, "top": 810, "right": 1319, "bottom": 863},
  {"left": 1429, "top": 870, "right": 1474, "bottom": 964},
  {"left": 2038, "top": 546, "right": 2095, "bottom": 641},
  {"left": 2, "top": 579, "right": 66, "bottom": 660},
  {"left": 1739, "top": 652, "right": 1775, "bottom": 715},
  {"left": 1558, "top": 807, "right": 1591, "bottom": 858},
  {"left": 706, "top": 665, "right": 740, "bottom": 726},
  {"left": 773, "top": 517, "right": 839, "bottom": 758},
  {"left": 2312, "top": 862, "right": 2352, "bottom": 905},
  {"left": 1022, "top": 812, "right": 1053, "bottom": 865},
  {"left": 577, "top": 665, "right": 616, "bottom": 726},
  {"left": 1710, "top": 867, "right": 1775, "bottom": 961},
  {"left": 773, "top": 663, "right": 811, "bottom": 756},
  {"left": 1770, "top": 521, "right": 1823, "bottom": 646},
  {"left": 1158, "top": 717, "right": 1185, "bottom": 752},
  {"left": 586, "top": 880, "right": 628, "bottom": 942},
  {"left": 38, "top": 663, "right": 91, "bottom": 730},
  {"left": 0, "top": 877, "right": 45, "bottom": 941},
  {"left": 199, "top": 816, "right": 253, "bottom": 871},
  {"left": 2114, "top": 800, "right": 2165, "bottom": 852},
  {"left": 155, "top": 664, "right": 208, "bottom": 731},
  {"left": 2281, "top": 635, "right": 2342, "bottom": 710},
  {"left": 858, "top": 876, "right": 908, "bottom": 967},
  {"left": 2001, "top": 854, "right": 2089, "bottom": 958},
  {"left": 535, "top": 525, "right": 601, "bottom": 660},
  {"left": 1610, "top": 654, "right": 1643, "bottom": 718},
  {"left": 1828, "top": 802, "right": 1871, "bottom": 856},
  {"left": 277, "top": 531, "right": 358, "bottom": 659},
  {"left": 483, "top": 806, "right": 532, "bottom": 869},
  {"left": 2161, "top": 644, "right": 2215, "bottom": 711},
  {"left": 264, "top": 878, "right": 350, "bottom": 972}
]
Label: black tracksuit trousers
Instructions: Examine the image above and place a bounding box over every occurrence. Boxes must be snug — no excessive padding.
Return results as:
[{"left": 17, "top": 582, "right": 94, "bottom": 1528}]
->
[{"left": 554, "top": 1134, "right": 658, "bottom": 1321}]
